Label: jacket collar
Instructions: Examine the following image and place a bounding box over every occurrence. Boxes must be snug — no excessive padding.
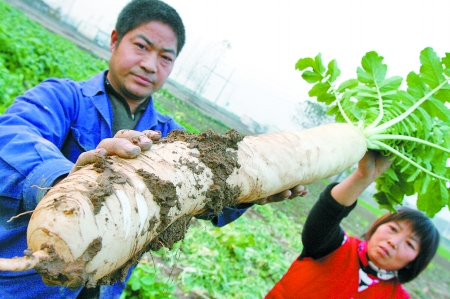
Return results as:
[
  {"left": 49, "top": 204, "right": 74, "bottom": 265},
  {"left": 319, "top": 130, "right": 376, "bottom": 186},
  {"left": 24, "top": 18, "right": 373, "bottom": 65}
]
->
[
  {"left": 81, "top": 71, "right": 108, "bottom": 97},
  {"left": 80, "top": 70, "right": 166, "bottom": 131}
]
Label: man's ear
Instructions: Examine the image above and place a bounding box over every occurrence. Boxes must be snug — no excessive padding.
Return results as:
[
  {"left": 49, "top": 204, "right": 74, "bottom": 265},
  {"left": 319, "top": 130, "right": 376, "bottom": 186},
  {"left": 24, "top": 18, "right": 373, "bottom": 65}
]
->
[{"left": 110, "top": 30, "right": 119, "bottom": 52}]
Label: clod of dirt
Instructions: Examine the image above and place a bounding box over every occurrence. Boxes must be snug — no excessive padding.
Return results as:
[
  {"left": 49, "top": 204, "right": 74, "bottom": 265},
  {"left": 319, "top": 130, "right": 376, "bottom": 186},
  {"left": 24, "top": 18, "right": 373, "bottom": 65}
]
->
[
  {"left": 162, "top": 129, "right": 245, "bottom": 216},
  {"left": 35, "top": 238, "right": 102, "bottom": 289}
]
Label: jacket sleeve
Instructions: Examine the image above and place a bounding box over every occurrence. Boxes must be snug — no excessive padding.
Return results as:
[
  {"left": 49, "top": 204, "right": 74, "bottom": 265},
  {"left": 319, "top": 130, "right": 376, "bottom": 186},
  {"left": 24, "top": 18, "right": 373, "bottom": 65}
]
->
[
  {"left": 0, "top": 79, "right": 77, "bottom": 228},
  {"left": 300, "top": 183, "right": 357, "bottom": 259}
]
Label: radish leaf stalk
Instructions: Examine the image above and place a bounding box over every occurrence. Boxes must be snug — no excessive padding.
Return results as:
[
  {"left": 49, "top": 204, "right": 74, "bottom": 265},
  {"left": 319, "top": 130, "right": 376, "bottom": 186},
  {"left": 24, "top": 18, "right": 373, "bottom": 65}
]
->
[{"left": 296, "top": 47, "right": 450, "bottom": 216}]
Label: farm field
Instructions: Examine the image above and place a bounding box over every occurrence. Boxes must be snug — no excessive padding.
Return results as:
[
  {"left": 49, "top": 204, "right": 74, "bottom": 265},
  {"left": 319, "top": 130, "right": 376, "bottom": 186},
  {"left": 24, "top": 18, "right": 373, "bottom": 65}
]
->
[
  {"left": 142, "top": 181, "right": 450, "bottom": 299},
  {"left": 1, "top": 1, "right": 449, "bottom": 298}
]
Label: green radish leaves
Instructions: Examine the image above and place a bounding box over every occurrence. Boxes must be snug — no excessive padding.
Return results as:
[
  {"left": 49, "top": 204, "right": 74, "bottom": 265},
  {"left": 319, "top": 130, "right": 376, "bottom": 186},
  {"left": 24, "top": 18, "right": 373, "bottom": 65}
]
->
[{"left": 296, "top": 47, "right": 450, "bottom": 217}]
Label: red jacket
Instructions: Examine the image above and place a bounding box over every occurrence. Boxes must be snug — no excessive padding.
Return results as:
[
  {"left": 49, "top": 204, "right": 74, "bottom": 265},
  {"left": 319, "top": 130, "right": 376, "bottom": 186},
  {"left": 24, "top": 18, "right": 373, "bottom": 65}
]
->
[{"left": 265, "top": 236, "right": 410, "bottom": 299}]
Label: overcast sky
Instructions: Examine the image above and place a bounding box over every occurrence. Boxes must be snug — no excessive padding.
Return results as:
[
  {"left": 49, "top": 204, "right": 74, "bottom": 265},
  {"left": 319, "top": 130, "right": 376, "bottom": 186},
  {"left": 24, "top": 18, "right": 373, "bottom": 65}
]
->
[
  {"left": 165, "top": 0, "right": 450, "bottom": 130},
  {"left": 46, "top": 0, "right": 450, "bottom": 131}
]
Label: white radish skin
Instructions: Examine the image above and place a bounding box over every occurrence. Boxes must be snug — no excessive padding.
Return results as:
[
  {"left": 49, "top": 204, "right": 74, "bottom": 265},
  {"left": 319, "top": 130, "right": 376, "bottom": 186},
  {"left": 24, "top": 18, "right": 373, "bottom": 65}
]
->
[
  {"left": 27, "top": 140, "right": 215, "bottom": 287},
  {"left": 1, "top": 123, "right": 367, "bottom": 288},
  {"left": 229, "top": 123, "right": 367, "bottom": 202}
]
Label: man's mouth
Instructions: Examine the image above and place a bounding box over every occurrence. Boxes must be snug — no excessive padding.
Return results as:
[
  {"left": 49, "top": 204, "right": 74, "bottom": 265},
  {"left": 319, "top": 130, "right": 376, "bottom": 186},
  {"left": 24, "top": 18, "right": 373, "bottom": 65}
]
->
[{"left": 134, "top": 74, "right": 154, "bottom": 85}]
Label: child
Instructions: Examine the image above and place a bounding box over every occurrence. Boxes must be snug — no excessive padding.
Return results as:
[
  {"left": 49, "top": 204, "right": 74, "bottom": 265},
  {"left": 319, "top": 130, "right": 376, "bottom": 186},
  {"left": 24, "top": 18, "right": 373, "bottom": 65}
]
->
[{"left": 265, "top": 151, "right": 440, "bottom": 298}]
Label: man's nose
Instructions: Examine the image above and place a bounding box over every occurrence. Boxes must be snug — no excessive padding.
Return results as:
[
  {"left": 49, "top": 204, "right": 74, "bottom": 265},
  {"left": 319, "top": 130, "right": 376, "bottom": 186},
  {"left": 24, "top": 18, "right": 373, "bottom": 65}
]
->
[{"left": 141, "top": 52, "right": 158, "bottom": 73}]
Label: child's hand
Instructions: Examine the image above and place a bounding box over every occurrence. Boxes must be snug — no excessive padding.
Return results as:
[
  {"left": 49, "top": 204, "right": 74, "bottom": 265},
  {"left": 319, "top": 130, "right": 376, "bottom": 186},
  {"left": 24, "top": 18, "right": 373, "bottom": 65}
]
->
[{"left": 356, "top": 151, "right": 392, "bottom": 182}]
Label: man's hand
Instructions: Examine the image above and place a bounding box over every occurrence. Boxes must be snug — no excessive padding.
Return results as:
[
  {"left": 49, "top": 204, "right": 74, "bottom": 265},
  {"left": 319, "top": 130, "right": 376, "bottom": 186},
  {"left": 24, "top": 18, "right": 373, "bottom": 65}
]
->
[
  {"left": 69, "top": 130, "right": 162, "bottom": 176},
  {"left": 256, "top": 185, "right": 308, "bottom": 205}
]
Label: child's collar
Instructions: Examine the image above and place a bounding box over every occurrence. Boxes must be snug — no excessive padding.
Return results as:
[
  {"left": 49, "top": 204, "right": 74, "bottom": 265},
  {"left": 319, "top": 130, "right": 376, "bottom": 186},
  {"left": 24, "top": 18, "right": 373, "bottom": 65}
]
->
[{"left": 358, "top": 240, "right": 397, "bottom": 283}]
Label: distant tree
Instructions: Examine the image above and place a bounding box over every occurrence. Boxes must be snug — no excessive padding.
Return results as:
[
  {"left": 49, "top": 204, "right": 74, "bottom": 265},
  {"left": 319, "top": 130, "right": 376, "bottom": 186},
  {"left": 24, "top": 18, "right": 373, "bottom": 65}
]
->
[{"left": 293, "top": 99, "right": 334, "bottom": 129}]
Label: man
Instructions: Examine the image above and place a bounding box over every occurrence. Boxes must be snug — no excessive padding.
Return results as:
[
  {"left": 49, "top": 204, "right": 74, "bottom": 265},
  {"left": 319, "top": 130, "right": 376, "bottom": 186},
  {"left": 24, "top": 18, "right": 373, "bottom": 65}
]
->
[{"left": 0, "top": 1, "right": 304, "bottom": 298}]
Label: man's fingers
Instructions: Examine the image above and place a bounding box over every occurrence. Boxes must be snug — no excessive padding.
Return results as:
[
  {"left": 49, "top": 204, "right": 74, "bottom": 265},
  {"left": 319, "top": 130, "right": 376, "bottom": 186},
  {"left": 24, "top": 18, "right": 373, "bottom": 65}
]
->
[
  {"left": 76, "top": 148, "right": 107, "bottom": 166},
  {"left": 114, "top": 130, "right": 153, "bottom": 151},
  {"left": 70, "top": 148, "right": 106, "bottom": 174},
  {"left": 270, "top": 189, "right": 292, "bottom": 202},
  {"left": 256, "top": 185, "right": 308, "bottom": 206},
  {"left": 73, "top": 130, "right": 160, "bottom": 175},
  {"left": 257, "top": 189, "right": 291, "bottom": 205},
  {"left": 97, "top": 138, "right": 141, "bottom": 158},
  {"left": 142, "top": 130, "right": 162, "bottom": 141},
  {"left": 290, "top": 185, "right": 308, "bottom": 198}
]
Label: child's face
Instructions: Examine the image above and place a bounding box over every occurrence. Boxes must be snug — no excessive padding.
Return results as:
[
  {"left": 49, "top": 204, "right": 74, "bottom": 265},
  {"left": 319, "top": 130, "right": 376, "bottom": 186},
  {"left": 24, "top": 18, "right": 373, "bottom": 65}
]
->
[{"left": 367, "top": 220, "right": 420, "bottom": 271}]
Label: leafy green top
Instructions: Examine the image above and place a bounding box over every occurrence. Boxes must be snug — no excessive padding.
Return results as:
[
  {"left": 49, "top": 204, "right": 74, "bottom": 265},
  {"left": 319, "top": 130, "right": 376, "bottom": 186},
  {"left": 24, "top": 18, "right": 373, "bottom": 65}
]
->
[{"left": 295, "top": 48, "right": 450, "bottom": 217}]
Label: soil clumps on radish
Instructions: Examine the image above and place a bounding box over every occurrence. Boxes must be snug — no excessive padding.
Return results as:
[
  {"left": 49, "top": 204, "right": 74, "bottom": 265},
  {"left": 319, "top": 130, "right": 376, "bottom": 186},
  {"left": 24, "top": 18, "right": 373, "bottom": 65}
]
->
[
  {"left": 162, "top": 129, "right": 245, "bottom": 216},
  {"left": 39, "top": 129, "right": 247, "bottom": 288}
]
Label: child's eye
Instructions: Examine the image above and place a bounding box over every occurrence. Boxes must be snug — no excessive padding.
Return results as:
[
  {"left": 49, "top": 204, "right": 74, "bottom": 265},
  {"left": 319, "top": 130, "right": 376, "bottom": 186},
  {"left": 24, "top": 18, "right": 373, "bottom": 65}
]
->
[{"left": 389, "top": 225, "right": 398, "bottom": 232}]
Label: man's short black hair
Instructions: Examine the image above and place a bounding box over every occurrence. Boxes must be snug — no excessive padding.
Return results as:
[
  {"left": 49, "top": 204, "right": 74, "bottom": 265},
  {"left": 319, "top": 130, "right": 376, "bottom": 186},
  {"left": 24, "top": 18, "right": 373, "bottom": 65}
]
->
[{"left": 115, "top": 0, "right": 185, "bottom": 55}]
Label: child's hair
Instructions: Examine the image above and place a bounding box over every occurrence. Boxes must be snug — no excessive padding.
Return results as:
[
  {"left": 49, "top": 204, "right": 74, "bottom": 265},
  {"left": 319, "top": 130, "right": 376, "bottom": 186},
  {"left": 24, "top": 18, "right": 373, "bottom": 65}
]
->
[{"left": 364, "top": 207, "right": 440, "bottom": 283}]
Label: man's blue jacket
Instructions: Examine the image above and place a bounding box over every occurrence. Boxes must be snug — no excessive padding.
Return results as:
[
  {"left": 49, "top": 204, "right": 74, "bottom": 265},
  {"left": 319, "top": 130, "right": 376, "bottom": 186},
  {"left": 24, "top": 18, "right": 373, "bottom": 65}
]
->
[{"left": 0, "top": 71, "right": 251, "bottom": 298}]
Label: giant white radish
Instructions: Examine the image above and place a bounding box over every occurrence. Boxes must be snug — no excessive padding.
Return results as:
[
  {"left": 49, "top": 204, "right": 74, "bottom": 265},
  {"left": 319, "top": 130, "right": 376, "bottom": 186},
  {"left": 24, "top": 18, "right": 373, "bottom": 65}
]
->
[
  {"left": 0, "top": 123, "right": 366, "bottom": 288},
  {"left": 1, "top": 47, "right": 450, "bottom": 289}
]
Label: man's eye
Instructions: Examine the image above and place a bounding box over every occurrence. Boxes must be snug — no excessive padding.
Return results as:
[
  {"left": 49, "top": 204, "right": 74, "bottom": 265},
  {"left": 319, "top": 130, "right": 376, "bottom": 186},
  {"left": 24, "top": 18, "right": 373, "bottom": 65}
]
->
[
  {"left": 136, "top": 43, "right": 146, "bottom": 50},
  {"left": 162, "top": 55, "right": 173, "bottom": 62}
]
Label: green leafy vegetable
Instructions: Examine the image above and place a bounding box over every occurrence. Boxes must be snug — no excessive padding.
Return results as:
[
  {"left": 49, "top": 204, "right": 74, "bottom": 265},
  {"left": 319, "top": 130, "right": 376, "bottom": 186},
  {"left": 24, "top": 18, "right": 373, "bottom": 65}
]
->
[{"left": 296, "top": 47, "right": 450, "bottom": 217}]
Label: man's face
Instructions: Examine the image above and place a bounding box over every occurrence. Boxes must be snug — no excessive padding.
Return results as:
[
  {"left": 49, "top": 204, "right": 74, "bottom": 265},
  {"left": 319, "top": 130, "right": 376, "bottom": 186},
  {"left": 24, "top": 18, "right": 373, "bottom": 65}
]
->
[{"left": 107, "top": 21, "right": 178, "bottom": 103}]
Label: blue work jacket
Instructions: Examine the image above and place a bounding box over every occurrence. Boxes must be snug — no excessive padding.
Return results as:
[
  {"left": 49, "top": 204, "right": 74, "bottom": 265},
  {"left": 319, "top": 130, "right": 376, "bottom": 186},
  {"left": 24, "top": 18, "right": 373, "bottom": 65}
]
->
[{"left": 0, "top": 71, "right": 251, "bottom": 298}]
